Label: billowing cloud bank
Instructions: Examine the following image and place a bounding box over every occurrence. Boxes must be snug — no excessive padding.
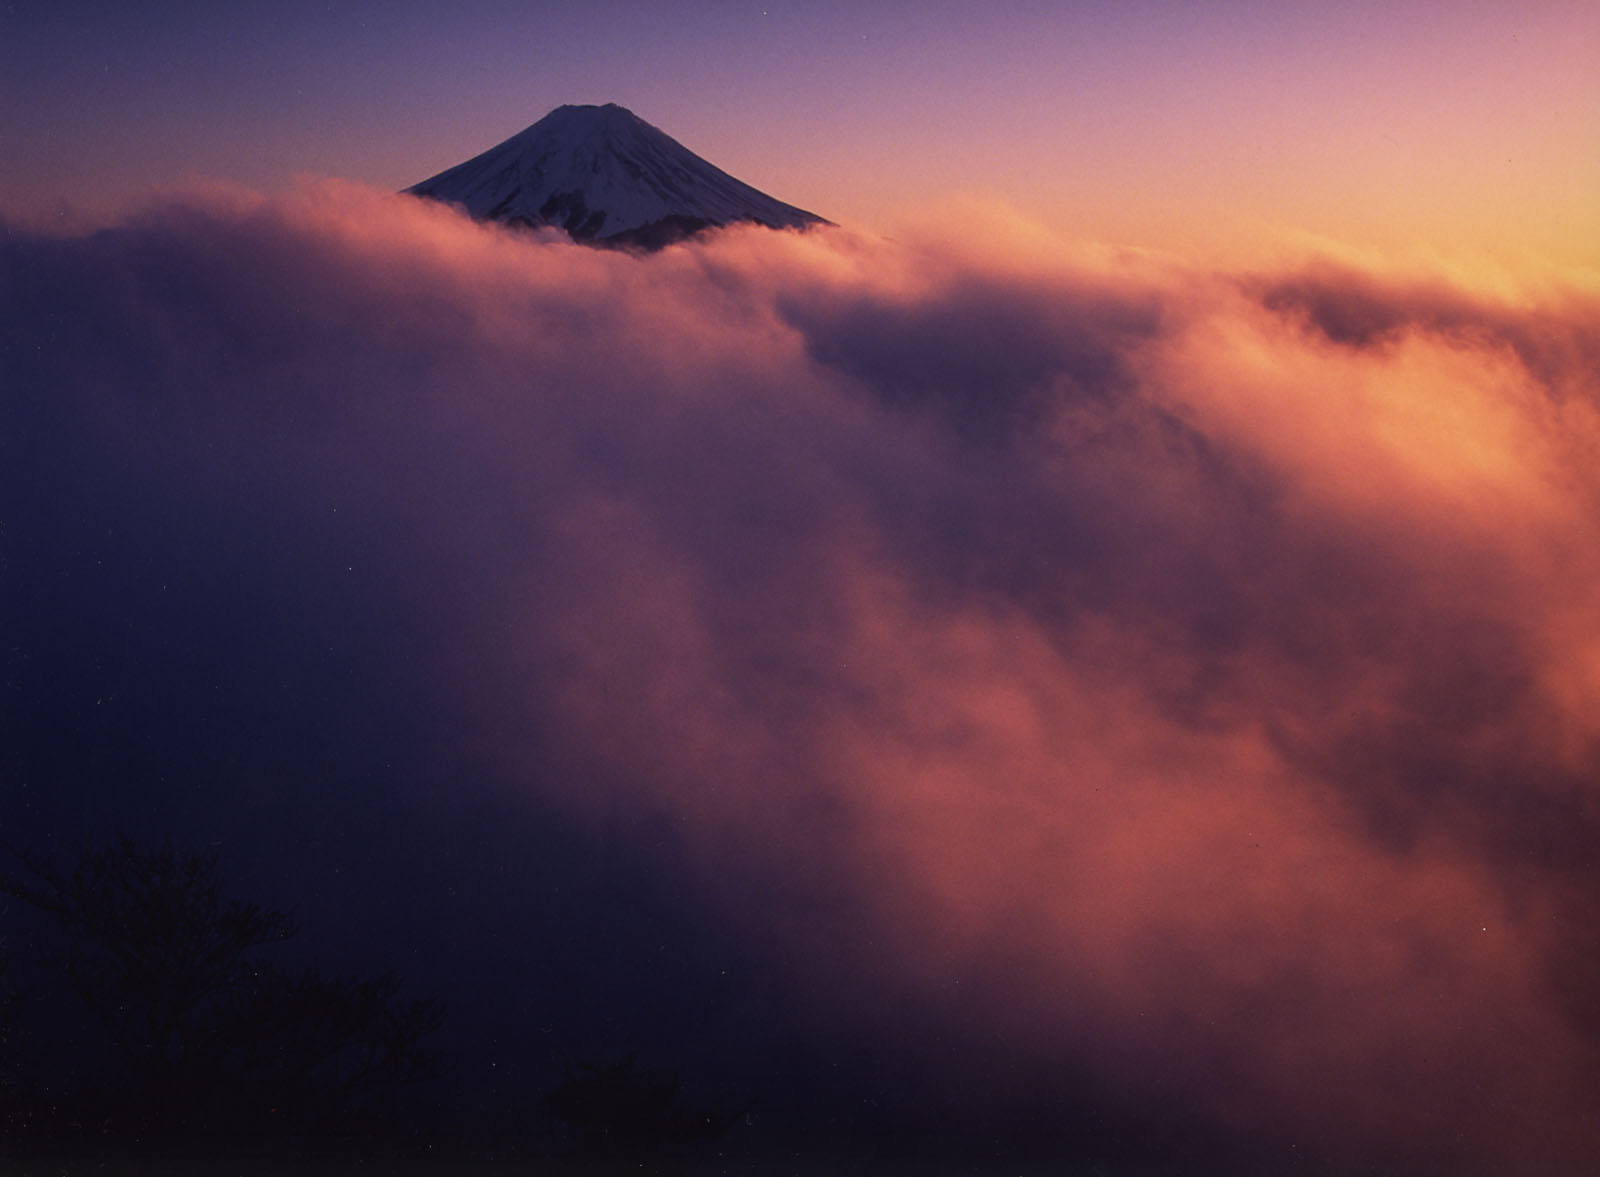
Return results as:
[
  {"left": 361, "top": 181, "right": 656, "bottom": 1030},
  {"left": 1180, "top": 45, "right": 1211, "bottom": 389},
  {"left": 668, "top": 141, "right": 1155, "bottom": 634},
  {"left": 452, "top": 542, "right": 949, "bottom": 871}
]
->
[{"left": 6, "top": 185, "right": 1600, "bottom": 1173}]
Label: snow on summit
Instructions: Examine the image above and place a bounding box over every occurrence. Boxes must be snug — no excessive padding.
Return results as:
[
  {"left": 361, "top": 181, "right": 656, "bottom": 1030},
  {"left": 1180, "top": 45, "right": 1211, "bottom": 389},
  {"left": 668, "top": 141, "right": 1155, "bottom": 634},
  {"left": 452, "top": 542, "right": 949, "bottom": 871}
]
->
[{"left": 405, "top": 103, "right": 829, "bottom": 248}]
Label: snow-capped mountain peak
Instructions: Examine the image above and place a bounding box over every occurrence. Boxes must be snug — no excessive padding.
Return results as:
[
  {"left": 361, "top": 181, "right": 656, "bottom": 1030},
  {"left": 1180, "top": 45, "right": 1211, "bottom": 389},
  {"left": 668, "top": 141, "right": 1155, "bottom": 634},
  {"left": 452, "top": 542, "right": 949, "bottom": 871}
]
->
[{"left": 405, "top": 103, "right": 829, "bottom": 248}]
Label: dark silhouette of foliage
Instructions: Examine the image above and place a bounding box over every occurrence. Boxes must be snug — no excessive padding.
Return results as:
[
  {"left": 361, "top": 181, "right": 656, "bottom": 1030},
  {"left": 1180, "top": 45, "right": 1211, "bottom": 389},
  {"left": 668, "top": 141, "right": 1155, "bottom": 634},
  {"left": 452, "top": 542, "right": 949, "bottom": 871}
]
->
[
  {"left": 0, "top": 918, "right": 31, "bottom": 1141},
  {"left": 210, "top": 965, "right": 445, "bottom": 1137},
  {"left": 0, "top": 837, "right": 442, "bottom": 1149},
  {"left": 542, "top": 1052, "right": 742, "bottom": 1163}
]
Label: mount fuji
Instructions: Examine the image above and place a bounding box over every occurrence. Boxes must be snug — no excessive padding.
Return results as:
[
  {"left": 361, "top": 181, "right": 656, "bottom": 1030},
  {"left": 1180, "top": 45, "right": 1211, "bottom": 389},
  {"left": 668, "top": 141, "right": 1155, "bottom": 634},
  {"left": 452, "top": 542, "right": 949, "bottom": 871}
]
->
[{"left": 405, "top": 103, "right": 830, "bottom": 249}]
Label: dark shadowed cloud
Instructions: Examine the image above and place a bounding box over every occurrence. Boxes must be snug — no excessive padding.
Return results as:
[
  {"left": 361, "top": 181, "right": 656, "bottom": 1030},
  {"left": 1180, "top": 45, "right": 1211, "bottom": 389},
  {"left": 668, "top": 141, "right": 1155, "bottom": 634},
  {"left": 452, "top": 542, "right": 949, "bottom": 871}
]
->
[{"left": 5, "top": 185, "right": 1600, "bottom": 1173}]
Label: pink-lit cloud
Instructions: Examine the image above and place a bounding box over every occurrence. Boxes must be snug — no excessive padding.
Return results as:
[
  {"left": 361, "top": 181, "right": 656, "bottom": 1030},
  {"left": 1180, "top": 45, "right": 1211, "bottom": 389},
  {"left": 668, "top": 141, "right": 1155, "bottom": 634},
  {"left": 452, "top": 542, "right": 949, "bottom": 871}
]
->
[{"left": 7, "top": 184, "right": 1599, "bottom": 1172}]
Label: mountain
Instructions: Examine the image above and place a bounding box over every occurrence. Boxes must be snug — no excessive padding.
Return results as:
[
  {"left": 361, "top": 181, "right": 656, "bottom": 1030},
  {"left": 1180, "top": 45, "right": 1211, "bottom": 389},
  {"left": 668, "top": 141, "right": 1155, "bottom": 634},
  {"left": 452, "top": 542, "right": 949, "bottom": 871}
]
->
[{"left": 405, "top": 103, "right": 830, "bottom": 249}]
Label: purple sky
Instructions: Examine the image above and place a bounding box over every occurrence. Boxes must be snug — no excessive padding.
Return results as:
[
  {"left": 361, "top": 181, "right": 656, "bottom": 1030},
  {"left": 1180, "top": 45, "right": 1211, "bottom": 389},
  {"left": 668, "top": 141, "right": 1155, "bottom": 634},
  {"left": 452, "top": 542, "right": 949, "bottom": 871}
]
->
[{"left": 5, "top": 0, "right": 1596, "bottom": 266}]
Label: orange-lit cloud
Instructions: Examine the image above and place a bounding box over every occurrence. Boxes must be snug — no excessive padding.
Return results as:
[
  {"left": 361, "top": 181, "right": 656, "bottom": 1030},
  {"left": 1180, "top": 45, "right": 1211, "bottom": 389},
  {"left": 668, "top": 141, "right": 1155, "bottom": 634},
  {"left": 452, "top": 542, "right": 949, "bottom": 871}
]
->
[{"left": 7, "top": 185, "right": 1599, "bottom": 1172}]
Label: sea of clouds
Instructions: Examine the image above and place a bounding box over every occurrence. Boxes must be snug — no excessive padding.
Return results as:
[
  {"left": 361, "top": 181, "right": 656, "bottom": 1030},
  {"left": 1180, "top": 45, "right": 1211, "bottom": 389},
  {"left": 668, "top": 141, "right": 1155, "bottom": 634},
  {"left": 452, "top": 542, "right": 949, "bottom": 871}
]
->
[{"left": 6, "top": 183, "right": 1599, "bottom": 1172}]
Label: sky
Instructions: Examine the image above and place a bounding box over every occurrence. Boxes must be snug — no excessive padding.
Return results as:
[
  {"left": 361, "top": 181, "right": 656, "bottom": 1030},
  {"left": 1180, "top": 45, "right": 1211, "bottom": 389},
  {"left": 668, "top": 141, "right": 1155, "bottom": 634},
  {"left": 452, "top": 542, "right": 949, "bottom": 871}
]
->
[
  {"left": 5, "top": 4, "right": 1600, "bottom": 1175},
  {"left": 2, "top": 0, "right": 1597, "bottom": 269}
]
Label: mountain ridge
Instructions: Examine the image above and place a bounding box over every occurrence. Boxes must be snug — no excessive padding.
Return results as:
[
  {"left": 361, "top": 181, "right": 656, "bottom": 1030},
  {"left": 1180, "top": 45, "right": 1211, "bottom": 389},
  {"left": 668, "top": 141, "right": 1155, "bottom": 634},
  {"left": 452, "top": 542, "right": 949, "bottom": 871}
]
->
[{"left": 405, "top": 103, "right": 829, "bottom": 249}]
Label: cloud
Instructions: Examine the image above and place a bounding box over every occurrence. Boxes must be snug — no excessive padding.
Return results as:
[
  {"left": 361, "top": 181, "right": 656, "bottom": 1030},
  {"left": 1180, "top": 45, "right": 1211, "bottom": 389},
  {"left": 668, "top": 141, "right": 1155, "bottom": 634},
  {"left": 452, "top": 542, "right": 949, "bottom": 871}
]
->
[{"left": 6, "top": 184, "right": 1600, "bottom": 1172}]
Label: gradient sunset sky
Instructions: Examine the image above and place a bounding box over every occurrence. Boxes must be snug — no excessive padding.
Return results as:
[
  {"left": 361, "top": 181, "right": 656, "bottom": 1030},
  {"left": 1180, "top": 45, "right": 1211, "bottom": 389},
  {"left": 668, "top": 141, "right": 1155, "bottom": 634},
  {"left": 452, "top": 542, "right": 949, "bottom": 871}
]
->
[{"left": 4, "top": 0, "right": 1596, "bottom": 268}]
